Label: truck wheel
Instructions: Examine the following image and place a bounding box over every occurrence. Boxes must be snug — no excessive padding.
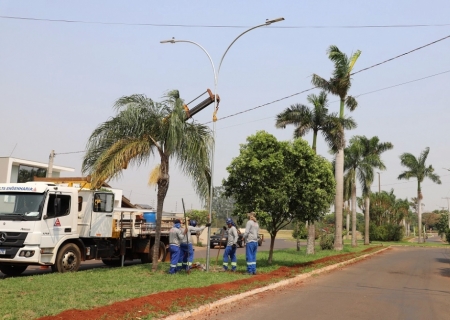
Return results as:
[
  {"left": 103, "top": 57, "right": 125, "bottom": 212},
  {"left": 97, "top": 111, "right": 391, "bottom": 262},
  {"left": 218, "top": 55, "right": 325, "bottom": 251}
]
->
[
  {"left": 237, "top": 240, "right": 244, "bottom": 248},
  {"left": 0, "top": 264, "right": 28, "bottom": 276},
  {"left": 258, "top": 239, "right": 263, "bottom": 246},
  {"left": 141, "top": 242, "right": 166, "bottom": 263},
  {"left": 52, "top": 243, "right": 81, "bottom": 273}
]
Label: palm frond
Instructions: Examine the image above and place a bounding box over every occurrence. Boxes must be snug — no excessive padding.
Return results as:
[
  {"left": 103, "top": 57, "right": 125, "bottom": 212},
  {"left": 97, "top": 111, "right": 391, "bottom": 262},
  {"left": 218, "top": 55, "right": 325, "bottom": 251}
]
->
[{"left": 345, "top": 95, "right": 358, "bottom": 111}]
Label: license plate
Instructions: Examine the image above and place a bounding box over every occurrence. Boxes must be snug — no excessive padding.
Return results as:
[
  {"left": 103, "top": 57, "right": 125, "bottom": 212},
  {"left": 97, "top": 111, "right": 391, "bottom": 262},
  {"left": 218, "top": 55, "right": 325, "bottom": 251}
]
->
[
  {"left": 0, "top": 249, "right": 5, "bottom": 255},
  {"left": 213, "top": 242, "right": 218, "bottom": 246}
]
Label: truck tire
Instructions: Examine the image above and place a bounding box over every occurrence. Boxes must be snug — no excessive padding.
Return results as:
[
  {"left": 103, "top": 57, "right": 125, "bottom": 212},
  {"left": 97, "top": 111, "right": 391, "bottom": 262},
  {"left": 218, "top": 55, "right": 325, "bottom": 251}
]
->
[
  {"left": 0, "top": 264, "right": 28, "bottom": 276},
  {"left": 141, "top": 242, "right": 166, "bottom": 263},
  {"left": 51, "top": 243, "right": 81, "bottom": 273},
  {"left": 237, "top": 240, "right": 244, "bottom": 248},
  {"left": 258, "top": 239, "right": 263, "bottom": 246}
]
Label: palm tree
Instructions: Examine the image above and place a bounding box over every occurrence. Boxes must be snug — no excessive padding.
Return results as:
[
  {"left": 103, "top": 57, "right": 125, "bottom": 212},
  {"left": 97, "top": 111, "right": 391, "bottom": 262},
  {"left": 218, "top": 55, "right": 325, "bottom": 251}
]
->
[
  {"left": 344, "top": 136, "right": 392, "bottom": 246},
  {"left": 82, "top": 90, "right": 213, "bottom": 271},
  {"left": 398, "top": 147, "right": 441, "bottom": 243},
  {"left": 275, "top": 91, "right": 356, "bottom": 152},
  {"left": 276, "top": 91, "right": 356, "bottom": 254},
  {"left": 343, "top": 173, "right": 352, "bottom": 238},
  {"left": 358, "top": 136, "right": 393, "bottom": 245},
  {"left": 312, "top": 46, "right": 361, "bottom": 250}
]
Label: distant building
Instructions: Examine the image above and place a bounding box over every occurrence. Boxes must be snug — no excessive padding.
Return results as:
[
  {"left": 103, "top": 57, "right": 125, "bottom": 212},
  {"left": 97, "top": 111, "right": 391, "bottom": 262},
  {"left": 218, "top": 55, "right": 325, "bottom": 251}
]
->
[
  {"left": 0, "top": 157, "right": 74, "bottom": 183},
  {"left": 134, "top": 204, "right": 155, "bottom": 210}
]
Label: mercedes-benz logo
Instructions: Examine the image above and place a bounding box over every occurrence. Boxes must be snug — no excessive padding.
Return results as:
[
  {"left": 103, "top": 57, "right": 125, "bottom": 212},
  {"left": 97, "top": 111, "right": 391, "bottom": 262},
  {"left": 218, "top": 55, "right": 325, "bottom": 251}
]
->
[{"left": 0, "top": 232, "right": 6, "bottom": 243}]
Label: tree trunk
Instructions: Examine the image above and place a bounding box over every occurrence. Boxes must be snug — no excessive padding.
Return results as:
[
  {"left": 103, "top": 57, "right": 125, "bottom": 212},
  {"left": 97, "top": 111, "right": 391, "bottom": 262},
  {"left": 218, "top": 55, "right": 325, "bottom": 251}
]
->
[
  {"left": 402, "top": 218, "right": 406, "bottom": 237},
  {"left": 296, "top": 222, "right": 300, "bottom": 251},
  {"left": 334, "top": 148, "right": 344, "bottom": 250},
  {"left": 364, "top": 196, "right": 370, "bottom": 245},
  {"left": 152, "top": 158, "right": 170, "bottom": 271},
  {"left": 268, "top": 234, "right": 276, "bottom": 264},
  {"left": 417, "top": 190, "right": 423, "bottom": 244},
  {"left": 351, "top": 181, "right": 357, "bottom": 247},
  {"left": 306, "top": 221, "right": 315, "bottom": 254},
  {"left": 346, "top": 211, "right": 350, "bottom": 238}
]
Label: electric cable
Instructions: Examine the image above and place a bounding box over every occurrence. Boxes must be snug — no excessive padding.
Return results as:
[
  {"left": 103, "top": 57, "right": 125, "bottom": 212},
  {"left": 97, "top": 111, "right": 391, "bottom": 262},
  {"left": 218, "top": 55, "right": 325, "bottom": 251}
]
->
[
  {"left": 1, "top": 15, "right": 450, "bottom": 29},
  {"left": 216, "top": 69, "right": 450, "bottom": 130},
  {"left": 207, "top": 34, "right": 450, "bottom": 124}
]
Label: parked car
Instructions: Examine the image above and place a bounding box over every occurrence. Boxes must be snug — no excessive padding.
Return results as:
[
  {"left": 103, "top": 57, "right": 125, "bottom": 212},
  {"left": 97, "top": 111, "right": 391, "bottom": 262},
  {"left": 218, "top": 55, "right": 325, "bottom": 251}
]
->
[{"left": 209, "top": 227, "right": 263, "bottom": 248}]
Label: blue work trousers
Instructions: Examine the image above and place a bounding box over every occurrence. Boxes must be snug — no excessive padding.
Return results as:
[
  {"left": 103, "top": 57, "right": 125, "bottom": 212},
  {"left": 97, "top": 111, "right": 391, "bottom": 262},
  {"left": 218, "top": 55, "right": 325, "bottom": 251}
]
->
[
  {"left": 246, "top": 241, "right": 258, "bottom": 274},
  {"left": 223, "top": 245, "right": 237, "bottom": 271},
  {"left": 179, "top": 243, "right": 194, "bottom": 270},
  {"left": 169, "top": 245, "right": 181, "bottom": 274}
]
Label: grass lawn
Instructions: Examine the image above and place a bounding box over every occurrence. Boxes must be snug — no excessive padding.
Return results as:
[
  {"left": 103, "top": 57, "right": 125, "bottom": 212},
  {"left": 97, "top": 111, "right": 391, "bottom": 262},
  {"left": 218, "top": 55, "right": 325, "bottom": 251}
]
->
[{"left": 1, "top": 244, "right": 381, "bottom": 320}]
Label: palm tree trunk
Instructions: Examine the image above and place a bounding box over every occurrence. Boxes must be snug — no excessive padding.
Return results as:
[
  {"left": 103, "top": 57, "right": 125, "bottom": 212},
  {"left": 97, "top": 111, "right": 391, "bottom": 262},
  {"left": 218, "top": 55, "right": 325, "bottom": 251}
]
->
[
  {"left": 334, "top": 148, "right": 344, "bottom": 250},
  {"left": 346, "top": 211, "right": 350, "bottom": 239},
  {"left": 152, "top": 158, "right": 170, "bottom": 271},
  {"left": 364, "top": 196, "right": 370, "bottom": 245},
  {"left": 417, "top": 190, "right": 423, "bottom": 244},
  {"left": 306, "top": 220, "right": 315, "bottom": 254},
  {"left": 351, "top": 182, "right": 357, "bottom": 247}
]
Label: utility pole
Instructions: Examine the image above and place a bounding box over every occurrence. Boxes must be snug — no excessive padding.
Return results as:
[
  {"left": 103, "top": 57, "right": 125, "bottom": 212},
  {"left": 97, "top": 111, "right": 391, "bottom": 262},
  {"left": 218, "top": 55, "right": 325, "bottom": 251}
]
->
[
  {"left": 442, "top": 197, "right": 450, "bottom": 228},
  {"left": 46, "top": 150, "right": 55, "bottom": 178}
]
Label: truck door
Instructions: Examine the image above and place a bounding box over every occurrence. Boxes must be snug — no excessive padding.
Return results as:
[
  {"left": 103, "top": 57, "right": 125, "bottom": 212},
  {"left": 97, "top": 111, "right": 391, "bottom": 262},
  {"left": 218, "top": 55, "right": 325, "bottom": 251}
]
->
[
  {"left": 40, "top": 192, "right": 75, "bottom": 248},
  {"left": 89, "top": 192, "right": 114, "bottom": 238}
]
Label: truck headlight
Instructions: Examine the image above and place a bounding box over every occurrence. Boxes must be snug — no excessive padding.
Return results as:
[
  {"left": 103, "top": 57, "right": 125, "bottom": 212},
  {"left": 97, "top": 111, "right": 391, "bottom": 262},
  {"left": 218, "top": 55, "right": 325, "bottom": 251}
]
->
[{"left": 19, "top": 250, "right": 35, "bottom": 258}]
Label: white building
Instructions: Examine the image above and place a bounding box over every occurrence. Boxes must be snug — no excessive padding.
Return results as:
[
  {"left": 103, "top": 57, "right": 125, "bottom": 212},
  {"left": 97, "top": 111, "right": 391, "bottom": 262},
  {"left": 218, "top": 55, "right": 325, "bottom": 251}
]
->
[{"left": 0, "top": 157, "right": 74, "bottom": 183}]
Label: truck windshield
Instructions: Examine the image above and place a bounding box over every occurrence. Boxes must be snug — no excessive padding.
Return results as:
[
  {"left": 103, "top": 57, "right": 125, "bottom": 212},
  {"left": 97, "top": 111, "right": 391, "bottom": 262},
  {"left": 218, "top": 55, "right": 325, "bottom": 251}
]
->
[{"left": 0, "top": 192, "right": 45, "bottom": 221}]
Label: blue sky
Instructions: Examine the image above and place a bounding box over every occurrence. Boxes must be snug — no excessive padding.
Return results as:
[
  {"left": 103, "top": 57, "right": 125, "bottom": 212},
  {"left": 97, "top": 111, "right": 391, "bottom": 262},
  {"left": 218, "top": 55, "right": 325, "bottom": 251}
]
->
[{"left": 1, "top": 1, "right": 449, "bottom": 213}]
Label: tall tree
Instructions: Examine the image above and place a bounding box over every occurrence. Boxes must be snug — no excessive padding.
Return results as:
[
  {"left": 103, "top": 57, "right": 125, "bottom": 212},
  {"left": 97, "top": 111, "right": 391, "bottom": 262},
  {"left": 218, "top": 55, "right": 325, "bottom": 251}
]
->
[
  {"left": 82, "top": 90, "right": 212, "bottom": 271},
  {"left": 223, "top": 131, "right": 335, "bottom": 263},
  {"left": 358, "top": 136, "right": 393, "bottom": 245},
  {"left": 344, "top": 136, "right": 393, "bottom": 246},
  {"left": 275, "top": 91, "right": 356, "bottom": 153},
  {"left": 312, "top": 46, "right": 361, "bottom": 250},
  {"left": 398, "top": 147, "right": 441, "bottom": 243},
  {"left": 275, "top": 91, "right": 354, "bottom": 254}
]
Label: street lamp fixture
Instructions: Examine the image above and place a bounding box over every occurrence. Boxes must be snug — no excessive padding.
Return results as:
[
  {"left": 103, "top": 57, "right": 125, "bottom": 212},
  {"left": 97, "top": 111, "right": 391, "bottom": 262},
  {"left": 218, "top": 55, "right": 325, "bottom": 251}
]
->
[
  {"left": 160, "top": 17, "right": 285, "bottom": 271},
  {"left": 265, "top": 17, "right": 285, "bottom": 24}
]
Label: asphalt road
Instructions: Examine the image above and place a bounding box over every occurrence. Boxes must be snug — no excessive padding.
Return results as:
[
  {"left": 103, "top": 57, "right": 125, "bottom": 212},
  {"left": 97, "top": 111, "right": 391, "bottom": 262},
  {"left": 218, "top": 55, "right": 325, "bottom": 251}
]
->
[
  {"left": 200, "top": 244, "right": 450, "bottom": 320},
  {"left": 3, "top": 237, "right": 297, "bottom": 277}
]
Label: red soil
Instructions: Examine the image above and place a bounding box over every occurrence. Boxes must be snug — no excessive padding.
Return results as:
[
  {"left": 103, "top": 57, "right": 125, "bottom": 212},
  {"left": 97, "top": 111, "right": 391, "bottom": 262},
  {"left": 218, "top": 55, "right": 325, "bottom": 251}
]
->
[{"left": 38, "top": 246, "right": 385, "bottom": 320}]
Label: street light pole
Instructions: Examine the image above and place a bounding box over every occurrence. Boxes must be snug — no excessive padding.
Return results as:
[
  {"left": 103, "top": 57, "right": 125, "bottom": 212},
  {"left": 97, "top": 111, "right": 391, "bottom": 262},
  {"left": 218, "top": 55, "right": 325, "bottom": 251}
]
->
[{"left": 161, "top": 17, "right": 285, "bottom": 271}]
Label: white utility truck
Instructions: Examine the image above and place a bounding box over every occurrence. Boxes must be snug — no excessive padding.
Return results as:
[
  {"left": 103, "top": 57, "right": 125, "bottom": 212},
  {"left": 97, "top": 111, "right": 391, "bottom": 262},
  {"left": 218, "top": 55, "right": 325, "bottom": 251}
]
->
[{"left": 0, "top": 181, "right": 170, "bottom": 276}]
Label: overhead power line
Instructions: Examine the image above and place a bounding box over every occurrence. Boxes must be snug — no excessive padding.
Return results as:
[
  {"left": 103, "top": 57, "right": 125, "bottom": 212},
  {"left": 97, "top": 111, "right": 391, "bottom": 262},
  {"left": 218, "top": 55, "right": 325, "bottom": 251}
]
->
[
  {"left": 1, "top": 15, "right": 450, "bottom": 29},
  {"left": 216, "top": 69, "right": 450, "bottom": 130},
  {"left": 55, "top": 150, "right": 84, "bottom": 155},
  {"left": 208, "top": 34, "right": 450, "bottom": 124}
]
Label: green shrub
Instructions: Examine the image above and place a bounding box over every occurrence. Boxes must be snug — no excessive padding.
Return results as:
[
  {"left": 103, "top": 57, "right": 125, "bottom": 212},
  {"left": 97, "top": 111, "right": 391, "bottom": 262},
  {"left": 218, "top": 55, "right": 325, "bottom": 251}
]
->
[
  {"left": 445, "top": 229, "right": 450, "bottom": 244},
  {"left": 366, "top": 223, "right": 404, "bottom": 241},
  {"left": 319, "top": 233, "right": 334, "bottom": 250},
  {"left": 292, "top": 221, "right": 307, "bottom": 239}
]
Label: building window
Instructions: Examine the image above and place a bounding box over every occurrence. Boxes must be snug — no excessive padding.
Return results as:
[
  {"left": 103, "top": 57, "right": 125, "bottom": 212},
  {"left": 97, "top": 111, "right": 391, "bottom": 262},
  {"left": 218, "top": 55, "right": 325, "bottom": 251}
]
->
[{"left": 17, "top": 165, "right": 47, "bottom": 183}]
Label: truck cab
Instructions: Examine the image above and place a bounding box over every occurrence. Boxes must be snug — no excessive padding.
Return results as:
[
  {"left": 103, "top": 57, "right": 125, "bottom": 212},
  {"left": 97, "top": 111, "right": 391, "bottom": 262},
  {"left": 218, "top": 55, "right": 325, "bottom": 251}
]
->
[{"left": 0, "top": 181, "right": 168, "bottom": 276}]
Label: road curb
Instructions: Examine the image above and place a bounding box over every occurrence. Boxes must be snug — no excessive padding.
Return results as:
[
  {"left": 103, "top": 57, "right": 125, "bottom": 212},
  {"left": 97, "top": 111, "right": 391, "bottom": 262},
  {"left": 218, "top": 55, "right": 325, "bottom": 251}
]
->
[{"left": 163, "top": 246, "right": 390, "bottom": 320}]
